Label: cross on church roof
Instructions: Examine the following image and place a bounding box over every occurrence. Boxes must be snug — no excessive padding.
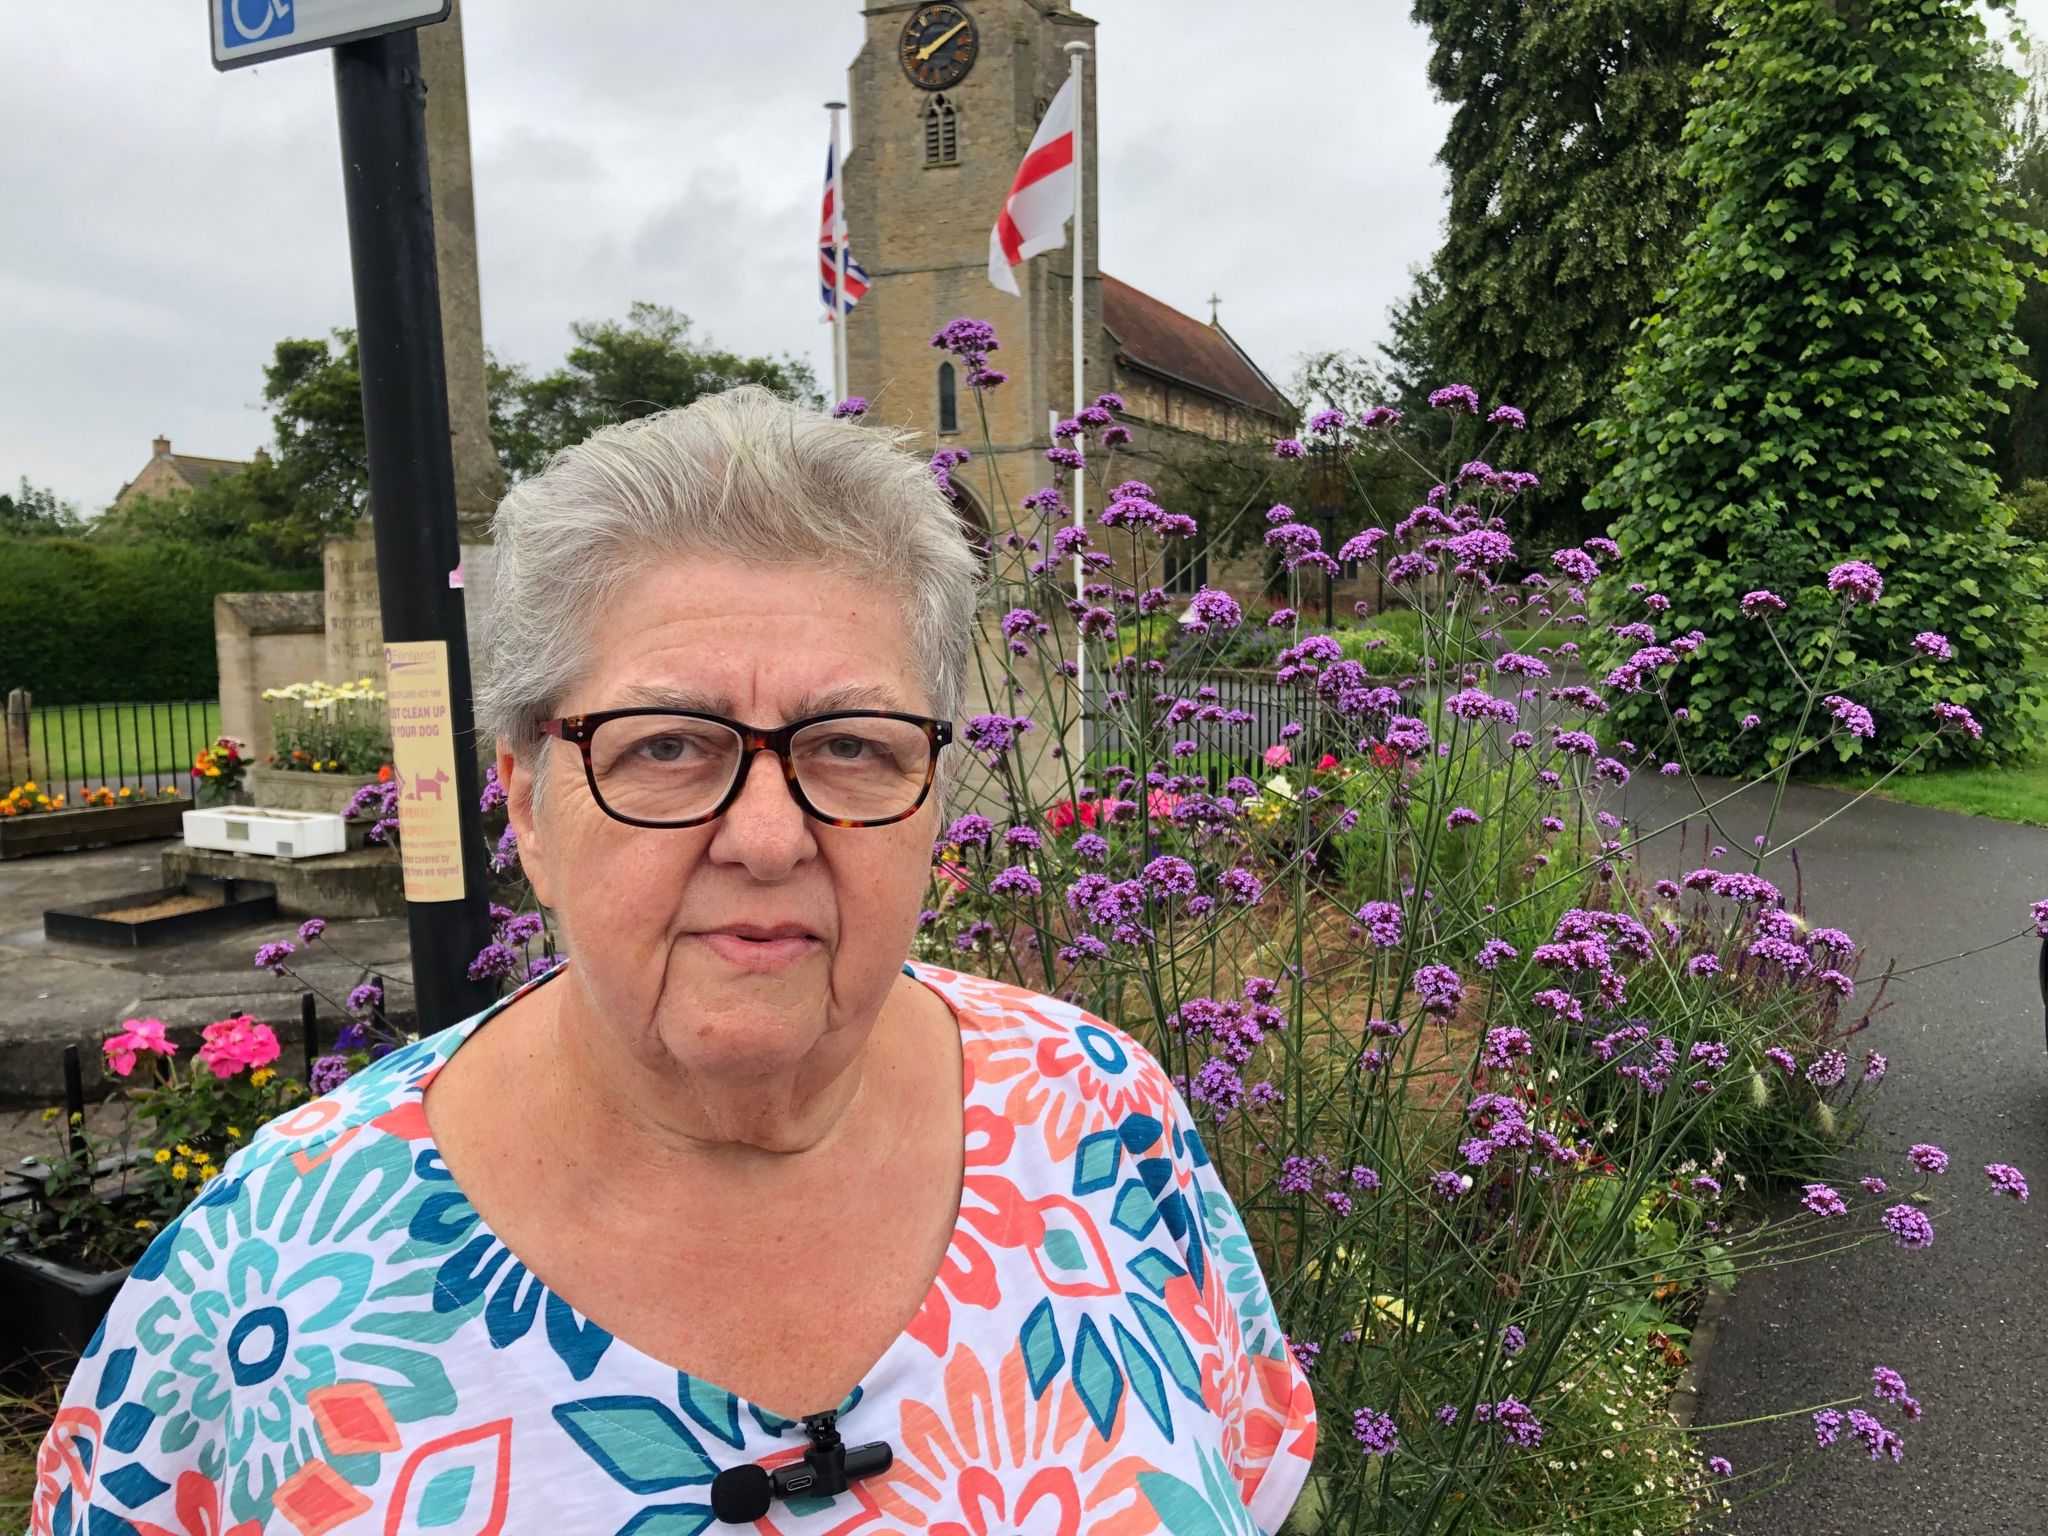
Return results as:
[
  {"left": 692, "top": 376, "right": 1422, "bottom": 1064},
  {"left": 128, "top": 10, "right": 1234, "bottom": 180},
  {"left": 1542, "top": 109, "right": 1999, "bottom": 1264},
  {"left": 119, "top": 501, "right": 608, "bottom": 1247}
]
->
[{"left": 1208, "top": 292, "right": 1221, "bottom": 325}]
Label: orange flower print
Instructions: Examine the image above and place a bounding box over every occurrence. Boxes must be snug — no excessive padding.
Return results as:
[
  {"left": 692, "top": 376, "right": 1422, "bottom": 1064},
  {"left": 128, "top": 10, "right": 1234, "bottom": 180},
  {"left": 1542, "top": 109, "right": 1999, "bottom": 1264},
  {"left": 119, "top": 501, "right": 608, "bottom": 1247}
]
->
[{"left": 866, "top": 1344, "right": 1163, "bottom": 1536}]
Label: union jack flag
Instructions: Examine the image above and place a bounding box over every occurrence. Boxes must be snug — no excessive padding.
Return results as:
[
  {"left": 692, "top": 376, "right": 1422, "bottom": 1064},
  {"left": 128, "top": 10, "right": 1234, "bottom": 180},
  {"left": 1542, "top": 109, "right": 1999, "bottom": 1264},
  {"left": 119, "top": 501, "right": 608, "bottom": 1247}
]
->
[{"left": 819, "top": 139, "right": 869, "bottom": 320}]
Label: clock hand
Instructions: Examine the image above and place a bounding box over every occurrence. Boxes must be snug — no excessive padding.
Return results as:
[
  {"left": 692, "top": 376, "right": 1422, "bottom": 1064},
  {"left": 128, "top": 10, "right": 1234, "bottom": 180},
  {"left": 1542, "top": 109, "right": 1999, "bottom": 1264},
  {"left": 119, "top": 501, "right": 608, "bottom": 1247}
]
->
[{"left": 917, "top": 19, "right": 968, "bottom": 61}]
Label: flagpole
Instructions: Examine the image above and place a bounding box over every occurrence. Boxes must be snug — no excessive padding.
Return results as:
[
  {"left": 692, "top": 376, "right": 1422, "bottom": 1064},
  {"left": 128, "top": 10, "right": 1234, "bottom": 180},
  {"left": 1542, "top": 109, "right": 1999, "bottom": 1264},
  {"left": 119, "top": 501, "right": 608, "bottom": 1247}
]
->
[
  {"left": 1065, "top": 41, "right": 1090, "bottom": 760},
  {"left": 826, "top": 100, "right": 850, "bottom": 404}
]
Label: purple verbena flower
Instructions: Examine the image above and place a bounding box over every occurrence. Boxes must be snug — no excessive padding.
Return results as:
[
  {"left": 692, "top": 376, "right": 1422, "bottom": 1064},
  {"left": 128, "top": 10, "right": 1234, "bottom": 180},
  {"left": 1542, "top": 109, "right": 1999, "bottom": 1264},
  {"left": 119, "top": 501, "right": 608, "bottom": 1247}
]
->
[
  {"left": 1986, "top": 1162, "right": 2030, "bottom": 1202},
  {"left": 1908, "top": 1143, "right": 1949, "bottom": 1176},
  {"left": 1882, "top": 1203, "right": 1935, "bottom": 1249},
  {"left": 1351, "top": 1407, "right": 1399, "bottom": 1455},
  {"left": 830, "top": 396, "right": 869, "bottom": 419},
  {"left": 1802, "top": 1183, "right": 1848, "bottom": 1217},
  {"left": 253, "top": 940, "right": 296, "bottom": 976},
  {"left": 1872, "top": 1366, "right": 1923, "bottom": 1421},
  {"left": 1913, "top": 631, "right": 1954, "bottom": 660},
  {"left": 310, "top": 1054, "right": 353, "bottom": 1095},
  {"left": 1827, "top": 560, "right": 1884, "bottom": 605}
]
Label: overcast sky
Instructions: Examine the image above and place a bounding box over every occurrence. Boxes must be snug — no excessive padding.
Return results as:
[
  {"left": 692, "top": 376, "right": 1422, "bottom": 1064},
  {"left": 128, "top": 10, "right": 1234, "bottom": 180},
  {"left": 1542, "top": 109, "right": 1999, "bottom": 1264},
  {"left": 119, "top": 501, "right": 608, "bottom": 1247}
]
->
[{"left": 3, "top": 2, "right": 2041, "bottom": 512}]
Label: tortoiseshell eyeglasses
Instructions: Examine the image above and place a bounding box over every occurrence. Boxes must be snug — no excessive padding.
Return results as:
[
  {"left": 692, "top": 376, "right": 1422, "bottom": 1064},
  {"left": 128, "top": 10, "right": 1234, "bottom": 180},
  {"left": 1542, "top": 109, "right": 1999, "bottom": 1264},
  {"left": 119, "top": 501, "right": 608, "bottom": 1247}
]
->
[{"left": 537, "top": 709, "right": 953, "bottom": 829}]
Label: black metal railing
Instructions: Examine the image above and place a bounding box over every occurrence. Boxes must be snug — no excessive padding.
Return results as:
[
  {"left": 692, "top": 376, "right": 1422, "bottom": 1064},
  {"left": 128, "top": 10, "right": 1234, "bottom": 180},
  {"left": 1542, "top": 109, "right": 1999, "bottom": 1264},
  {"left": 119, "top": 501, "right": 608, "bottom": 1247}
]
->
[
  {"left": 0, "top": 694, "right": 221, "bottom": 805},
  {"left": 1085, "top": 669, "right": 1350, "bottom": 791}
]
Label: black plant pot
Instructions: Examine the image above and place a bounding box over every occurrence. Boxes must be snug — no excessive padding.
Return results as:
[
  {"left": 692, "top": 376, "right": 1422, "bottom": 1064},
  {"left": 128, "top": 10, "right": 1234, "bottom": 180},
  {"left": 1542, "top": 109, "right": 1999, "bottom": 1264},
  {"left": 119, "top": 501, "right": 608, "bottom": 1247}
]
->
[{"left": 0, "top": 1247, "right": 133, "bottom": 1387}]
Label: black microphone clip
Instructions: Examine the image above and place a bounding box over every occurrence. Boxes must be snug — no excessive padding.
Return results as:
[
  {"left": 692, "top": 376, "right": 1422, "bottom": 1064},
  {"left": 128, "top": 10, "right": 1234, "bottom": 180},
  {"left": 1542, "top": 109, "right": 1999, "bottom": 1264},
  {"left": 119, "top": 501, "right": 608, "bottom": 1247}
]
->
[{"left": 708, "top": 1408, "right": 895, "bottom": 1524}]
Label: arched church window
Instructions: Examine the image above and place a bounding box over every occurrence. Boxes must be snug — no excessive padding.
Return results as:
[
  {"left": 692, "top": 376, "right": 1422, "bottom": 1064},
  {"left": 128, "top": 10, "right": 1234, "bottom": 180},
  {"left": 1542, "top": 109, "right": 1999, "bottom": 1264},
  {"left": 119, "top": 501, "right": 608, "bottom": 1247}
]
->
[
  {"left": 923, "top": 93, "right": 958, "bottom": 166},
  {"left": 938, "top": 362, "right": 959, "bottom": 434}
]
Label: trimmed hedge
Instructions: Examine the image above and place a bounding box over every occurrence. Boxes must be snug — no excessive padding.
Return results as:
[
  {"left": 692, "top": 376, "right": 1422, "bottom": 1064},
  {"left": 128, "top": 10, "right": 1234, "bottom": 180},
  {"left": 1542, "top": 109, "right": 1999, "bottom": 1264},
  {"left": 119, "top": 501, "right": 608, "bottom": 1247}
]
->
[{"left": 0, "top": 538, "right": 316, "bottom": 705}]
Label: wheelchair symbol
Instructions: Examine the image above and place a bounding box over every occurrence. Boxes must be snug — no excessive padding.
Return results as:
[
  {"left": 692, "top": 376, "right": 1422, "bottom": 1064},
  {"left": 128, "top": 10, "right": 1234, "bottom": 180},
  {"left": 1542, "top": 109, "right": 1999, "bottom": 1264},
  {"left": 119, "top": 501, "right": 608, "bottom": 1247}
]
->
[{"left": 222, "top": 0, "right": 295, "bottom": 49}]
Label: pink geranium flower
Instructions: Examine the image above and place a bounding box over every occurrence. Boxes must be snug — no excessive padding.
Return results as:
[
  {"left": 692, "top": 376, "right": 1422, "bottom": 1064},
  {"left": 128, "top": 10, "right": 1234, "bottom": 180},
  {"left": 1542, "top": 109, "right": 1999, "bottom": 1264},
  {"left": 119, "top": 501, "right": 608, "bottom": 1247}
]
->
[
  {"left": 196, "top": 1014, "right": 282, "bottom": 1079},
  {"left": 102, "top": 1017, "right": 177, "bottom": 1078},
  {"left": 1264, "top": 744, "right": 1292, "bottom": 768}
]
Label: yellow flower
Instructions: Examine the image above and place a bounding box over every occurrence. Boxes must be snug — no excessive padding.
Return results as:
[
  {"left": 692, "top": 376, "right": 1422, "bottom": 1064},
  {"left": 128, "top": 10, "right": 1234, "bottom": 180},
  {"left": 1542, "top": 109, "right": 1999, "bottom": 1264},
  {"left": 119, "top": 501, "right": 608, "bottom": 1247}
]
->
[
  {"left": 205, "top": 766, "right": 221, "bottom": 778},
  {"left": 41, "top": 1106, "right": 58, "bottom": 1123},
  {"left": 154, "top": 1148, "right": 171, "bottom": 1164},
  {"left": 119, "top": 787, "right": 132, "bottom": 798},
  {"left": 69, "top": 1111, "right": 82, "bottom": 1126},
  {"left": 311, "top": 762, "right": 322, "bottom": 773},
  {"left": 195, "top": 1149, "right": 213, "bottom": 1164},
  {"left": 251, "top": 1068, "right": 275, "bottom": 1088},
  {"left": 134, "top": 1219, "right": 154, "bottom": 1230},
  {"left": 171, "top": 1163, "right": 187, "bottom": 1180},
  {"left": 23, "top": 781, "right": 35, "bottom": 792},
  {"left": 227, "top": 1125, "right": 242, "bottom": 1139}
]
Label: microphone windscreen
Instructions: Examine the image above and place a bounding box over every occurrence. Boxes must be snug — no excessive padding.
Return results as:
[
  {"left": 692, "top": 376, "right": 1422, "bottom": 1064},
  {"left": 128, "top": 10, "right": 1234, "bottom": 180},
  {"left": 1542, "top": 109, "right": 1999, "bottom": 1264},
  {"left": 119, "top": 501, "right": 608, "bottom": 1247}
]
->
[{"left": 710, "top": 1463, "right": 773, "bottom": 1523}]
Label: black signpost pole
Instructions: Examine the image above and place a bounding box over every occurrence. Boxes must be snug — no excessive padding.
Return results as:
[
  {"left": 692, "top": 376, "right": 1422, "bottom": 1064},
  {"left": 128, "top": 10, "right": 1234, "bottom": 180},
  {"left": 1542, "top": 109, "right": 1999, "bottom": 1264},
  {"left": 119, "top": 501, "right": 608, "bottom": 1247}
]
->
[{"left": 332, "top": 29, "right": 496, "bottom": 1031}]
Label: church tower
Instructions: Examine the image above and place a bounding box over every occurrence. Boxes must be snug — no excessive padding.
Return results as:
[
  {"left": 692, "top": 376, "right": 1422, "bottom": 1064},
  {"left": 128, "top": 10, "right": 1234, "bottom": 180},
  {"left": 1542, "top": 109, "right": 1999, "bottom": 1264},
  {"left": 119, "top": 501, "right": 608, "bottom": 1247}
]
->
[{"left": 843, "top": 1, "right": 1104, "bottom": 535}]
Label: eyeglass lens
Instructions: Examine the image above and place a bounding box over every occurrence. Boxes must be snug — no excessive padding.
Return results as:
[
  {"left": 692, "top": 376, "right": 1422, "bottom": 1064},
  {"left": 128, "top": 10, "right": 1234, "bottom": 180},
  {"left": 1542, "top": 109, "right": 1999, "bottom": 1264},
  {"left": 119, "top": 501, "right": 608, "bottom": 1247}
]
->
[{"left": 586, "top": 715, "right": 933, "bottom": 824}]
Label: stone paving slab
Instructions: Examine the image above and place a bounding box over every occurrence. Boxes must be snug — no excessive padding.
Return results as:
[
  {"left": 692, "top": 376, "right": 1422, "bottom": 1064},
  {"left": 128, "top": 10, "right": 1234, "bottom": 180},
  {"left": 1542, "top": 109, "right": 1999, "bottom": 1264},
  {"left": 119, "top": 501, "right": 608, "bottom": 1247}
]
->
[{"left": 0, "top": 839, "right": 413, "bottom": 1105}]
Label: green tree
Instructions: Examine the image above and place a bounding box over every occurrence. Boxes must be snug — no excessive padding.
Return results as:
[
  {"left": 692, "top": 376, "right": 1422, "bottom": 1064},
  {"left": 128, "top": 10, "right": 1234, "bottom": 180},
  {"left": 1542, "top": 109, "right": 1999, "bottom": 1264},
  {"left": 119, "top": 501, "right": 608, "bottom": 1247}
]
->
[
  {"left": 493, "top": 302, "right": 821, "bottom": 479},
  {"left": 0, "top": 478, "right": 82, "bottom": 536},
  {"left": 1587, "top": 0, "right": 2048, "bottom": 773},
  {"left": 93, "top": 457, "right": 319, "bottom": 570},
  {"left": 264, "top": 330, "right": 372, "bottom": 538},
  {"left": 1410, "top": 0, "right": 1721, "bottom": 541}
]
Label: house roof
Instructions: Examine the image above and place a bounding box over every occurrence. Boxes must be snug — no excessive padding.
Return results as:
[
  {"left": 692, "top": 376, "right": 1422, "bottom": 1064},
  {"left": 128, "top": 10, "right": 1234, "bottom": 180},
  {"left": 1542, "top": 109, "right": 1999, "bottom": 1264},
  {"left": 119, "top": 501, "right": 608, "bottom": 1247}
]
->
[
  {"left": 1101, "top": 274, "right": 1292, "bottom": 422},
  {"left": 163, "top": 454, "right": 246, "bottom": 489}
]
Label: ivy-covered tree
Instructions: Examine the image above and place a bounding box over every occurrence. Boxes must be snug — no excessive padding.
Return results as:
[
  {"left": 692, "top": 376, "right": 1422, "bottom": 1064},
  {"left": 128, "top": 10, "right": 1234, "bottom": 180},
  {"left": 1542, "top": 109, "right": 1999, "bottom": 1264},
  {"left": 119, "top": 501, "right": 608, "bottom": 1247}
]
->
[
  {"left": 1989, "top": 51, "right": 2048, "bottom": 488},
  {"left": 1587, "top": 0, "right": 2048, "bottom": 773},
  {"left": 1409, "top": 0, "right": 1721, "bottom": 542}
]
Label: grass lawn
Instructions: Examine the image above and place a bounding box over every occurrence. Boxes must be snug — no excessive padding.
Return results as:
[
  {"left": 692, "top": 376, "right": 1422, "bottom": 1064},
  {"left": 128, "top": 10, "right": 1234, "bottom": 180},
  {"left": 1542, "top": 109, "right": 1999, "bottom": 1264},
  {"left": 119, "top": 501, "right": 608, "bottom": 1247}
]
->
[
  {"left": 6, "top": 701, "right": 221, "bottom": 786},
  {"left": 1818, "top": 753, "right": 2048, "bottom": 828}
]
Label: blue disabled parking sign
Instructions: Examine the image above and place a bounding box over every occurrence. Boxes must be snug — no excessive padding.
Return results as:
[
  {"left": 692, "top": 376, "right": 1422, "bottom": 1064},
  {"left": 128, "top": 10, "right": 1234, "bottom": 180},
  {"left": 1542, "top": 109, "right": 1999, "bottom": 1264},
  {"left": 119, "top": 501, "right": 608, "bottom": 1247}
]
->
[
  {"left": 209, "top": 0, "right": 448, "bottom": 71},
  {"left": 220, "top": 0, "right": 294, "bottom": 52}
]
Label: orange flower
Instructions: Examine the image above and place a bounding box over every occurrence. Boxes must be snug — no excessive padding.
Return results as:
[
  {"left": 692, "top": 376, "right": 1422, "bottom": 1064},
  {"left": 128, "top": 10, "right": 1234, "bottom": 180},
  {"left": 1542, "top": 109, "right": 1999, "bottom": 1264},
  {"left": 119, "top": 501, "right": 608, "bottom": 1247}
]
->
[{"left": 377, "top": 763, "right": 393, "bottom": 783}]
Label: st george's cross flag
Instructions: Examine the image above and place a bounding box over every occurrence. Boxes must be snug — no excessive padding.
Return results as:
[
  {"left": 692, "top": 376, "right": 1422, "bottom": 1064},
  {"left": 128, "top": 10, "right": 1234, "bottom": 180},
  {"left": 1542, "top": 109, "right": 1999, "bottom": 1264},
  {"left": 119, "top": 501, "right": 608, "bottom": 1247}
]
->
[
  {"left": 987, "top": 73, "right": 1078, "bottom": 295},
  {"left": 819, "top": 139, "right": 869, "bottom": 319}
]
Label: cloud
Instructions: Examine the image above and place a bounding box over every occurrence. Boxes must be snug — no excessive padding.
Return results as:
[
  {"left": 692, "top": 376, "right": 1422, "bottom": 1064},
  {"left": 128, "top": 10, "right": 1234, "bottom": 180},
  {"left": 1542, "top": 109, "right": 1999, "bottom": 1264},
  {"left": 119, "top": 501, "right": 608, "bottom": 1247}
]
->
[{"left": 0, "top": 1, "right": 1470, "bottom": 509}]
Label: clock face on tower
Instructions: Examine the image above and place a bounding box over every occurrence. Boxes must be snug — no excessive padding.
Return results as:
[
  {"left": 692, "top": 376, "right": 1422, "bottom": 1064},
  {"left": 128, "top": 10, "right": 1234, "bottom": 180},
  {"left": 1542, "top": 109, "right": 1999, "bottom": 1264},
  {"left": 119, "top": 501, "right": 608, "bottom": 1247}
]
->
[{"left": 899, "top": 4, "right": 978, "bottom": 91}]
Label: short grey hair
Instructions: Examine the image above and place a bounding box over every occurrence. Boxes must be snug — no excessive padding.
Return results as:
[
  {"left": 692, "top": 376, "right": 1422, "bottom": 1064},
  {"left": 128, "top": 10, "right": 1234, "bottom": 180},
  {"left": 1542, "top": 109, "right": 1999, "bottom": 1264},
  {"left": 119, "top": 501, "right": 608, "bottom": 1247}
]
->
[{"left": 477, "top": 385, "right": 985, "bottom": 813}]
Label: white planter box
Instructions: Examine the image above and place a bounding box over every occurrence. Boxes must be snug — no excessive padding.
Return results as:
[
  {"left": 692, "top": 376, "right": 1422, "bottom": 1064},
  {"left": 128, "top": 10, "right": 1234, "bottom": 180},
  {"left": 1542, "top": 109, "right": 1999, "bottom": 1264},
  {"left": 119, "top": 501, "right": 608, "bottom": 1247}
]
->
[{"left": 181, "top": 807, "right": 349, "bottom": 860}]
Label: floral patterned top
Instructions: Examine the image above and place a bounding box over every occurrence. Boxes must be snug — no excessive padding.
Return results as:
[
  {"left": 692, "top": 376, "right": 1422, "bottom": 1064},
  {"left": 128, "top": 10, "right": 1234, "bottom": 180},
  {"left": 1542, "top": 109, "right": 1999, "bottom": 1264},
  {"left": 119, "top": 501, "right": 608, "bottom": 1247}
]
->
[{"left": 33, "top": 959, "right": 1317, "bottom": 1536}]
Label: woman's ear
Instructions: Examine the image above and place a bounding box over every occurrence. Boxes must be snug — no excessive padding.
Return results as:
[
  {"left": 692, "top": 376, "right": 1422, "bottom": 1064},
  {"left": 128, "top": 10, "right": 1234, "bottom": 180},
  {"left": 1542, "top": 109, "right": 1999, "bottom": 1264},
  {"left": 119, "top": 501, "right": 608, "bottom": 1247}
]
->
[{"left": 498, "top": 742, "right": 552, "bottom": 909}]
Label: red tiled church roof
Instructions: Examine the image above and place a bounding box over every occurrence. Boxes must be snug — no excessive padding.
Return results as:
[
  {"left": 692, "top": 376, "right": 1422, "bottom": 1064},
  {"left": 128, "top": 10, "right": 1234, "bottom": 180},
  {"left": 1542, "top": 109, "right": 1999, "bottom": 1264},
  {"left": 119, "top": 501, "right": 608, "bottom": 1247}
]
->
[{"left": 1101, "top": 274, "right": 1292, "bottom": 422}]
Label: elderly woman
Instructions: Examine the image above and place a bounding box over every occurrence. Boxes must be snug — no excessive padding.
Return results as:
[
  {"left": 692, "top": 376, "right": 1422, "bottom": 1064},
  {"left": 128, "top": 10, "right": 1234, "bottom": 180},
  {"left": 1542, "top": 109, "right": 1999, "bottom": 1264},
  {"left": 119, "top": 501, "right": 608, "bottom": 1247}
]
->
[{"left": 36, "top": 387, "right": 1315, "bottom": 1535}]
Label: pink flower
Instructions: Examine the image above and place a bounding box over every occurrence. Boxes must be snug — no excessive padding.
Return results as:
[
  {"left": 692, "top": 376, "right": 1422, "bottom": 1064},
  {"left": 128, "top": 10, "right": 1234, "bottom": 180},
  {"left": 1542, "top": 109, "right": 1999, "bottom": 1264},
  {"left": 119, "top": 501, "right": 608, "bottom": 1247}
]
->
[
  {"left": 196, "top": 1014, "right": 281, "bottom": 1079},
  {"left": 102, "top": 1017, "right": 177, "bottom": 1078},
  {"left": 1264, "top": 744, "right": 1293, "bottom": 768}
]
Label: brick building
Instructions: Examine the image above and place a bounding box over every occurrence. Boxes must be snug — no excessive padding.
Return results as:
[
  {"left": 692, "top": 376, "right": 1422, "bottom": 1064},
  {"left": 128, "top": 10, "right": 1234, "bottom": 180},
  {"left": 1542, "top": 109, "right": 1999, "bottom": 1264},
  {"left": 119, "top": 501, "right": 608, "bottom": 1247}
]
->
[{"left": 842, "top": 0, "right": 1293, "bottom": 556}]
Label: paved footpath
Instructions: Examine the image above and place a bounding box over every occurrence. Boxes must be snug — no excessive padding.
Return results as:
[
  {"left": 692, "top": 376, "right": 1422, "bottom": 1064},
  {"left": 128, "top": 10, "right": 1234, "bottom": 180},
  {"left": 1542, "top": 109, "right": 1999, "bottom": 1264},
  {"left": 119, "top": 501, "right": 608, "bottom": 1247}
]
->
[{"left": 1621, "top": 777, "right": 2048, "bottom": 1535}]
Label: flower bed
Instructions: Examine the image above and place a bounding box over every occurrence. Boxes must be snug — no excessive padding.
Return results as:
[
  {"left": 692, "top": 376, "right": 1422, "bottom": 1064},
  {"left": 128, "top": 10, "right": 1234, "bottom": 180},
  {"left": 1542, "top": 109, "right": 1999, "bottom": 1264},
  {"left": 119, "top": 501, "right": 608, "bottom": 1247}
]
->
[
  {"left": 897, "top": 322, "right": 2041, "bottom": 1533},
  {"left": 0, "top": 786, "right": 189, "bottom": 859},
  {"left": 261, "top": 679, "right": 390, "bottom": 776},
  {"left": 1, "top": 1016, "right": 307, "bottom": 1375}
]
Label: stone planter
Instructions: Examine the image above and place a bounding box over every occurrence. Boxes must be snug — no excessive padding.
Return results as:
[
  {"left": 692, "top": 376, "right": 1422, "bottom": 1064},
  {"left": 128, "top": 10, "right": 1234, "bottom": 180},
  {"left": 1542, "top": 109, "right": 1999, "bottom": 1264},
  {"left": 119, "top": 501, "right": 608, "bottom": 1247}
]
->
[
  {"left": 247, "top": 764, "right": 379, "bottom": 817},
  {"left": 0, "top": 799, "right": 189, "bottom": 859}
]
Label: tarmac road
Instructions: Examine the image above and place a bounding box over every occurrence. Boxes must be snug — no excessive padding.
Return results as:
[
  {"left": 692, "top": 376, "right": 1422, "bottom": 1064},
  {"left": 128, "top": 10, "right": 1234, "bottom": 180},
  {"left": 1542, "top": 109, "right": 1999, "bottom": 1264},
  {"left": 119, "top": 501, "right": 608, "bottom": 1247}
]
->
[{"left": 1619, "top": 776, "right": 2048, "bottom": 1536}]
